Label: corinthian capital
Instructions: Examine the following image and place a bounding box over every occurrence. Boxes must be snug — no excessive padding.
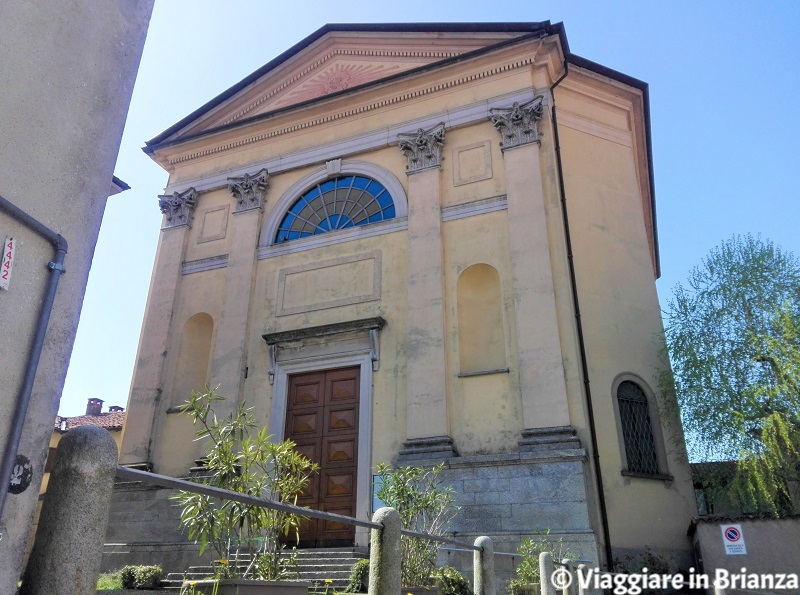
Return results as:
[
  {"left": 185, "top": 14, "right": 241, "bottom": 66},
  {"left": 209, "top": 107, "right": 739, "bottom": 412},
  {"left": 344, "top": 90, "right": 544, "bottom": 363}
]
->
[
  {"left": 228, "top": 168, "right": 269, "bottom": 213},
  {"left": 398, "top": 123, "right": 445, "bottom": 173},
  {"left": 490, "top": 96, "right": 545, "bottom": 150},
  {"left": 158, "top": 188, "right": 197, "bottom": 229}
]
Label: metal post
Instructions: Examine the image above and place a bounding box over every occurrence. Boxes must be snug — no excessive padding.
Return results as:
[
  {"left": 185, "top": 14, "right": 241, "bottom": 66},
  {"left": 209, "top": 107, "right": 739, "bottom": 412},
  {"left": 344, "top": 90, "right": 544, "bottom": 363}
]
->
[
  {"left": 473, "top": 536, "right": 495, "bottom": 595},
  {"left": 20, "top": 426, "right": 118, "bottom": 595},
  {"left": 369, "top": 507, "right": 402, "bottom": 595}
]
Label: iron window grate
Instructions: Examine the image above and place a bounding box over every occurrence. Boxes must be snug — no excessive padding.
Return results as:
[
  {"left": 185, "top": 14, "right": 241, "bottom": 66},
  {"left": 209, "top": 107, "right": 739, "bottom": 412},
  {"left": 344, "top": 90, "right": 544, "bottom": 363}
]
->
[{"left": 618, "top": 381, "right": 660, "bottom": 475}]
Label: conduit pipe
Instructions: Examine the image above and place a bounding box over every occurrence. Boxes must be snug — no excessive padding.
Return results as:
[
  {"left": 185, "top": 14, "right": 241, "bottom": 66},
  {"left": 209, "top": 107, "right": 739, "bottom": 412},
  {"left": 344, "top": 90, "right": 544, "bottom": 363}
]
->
[
  {"left": 549, "top": 62, "right": 615, "bottom": 569},
  {"left": 0, "top": 193, "right": 68, "bottom": 526}
]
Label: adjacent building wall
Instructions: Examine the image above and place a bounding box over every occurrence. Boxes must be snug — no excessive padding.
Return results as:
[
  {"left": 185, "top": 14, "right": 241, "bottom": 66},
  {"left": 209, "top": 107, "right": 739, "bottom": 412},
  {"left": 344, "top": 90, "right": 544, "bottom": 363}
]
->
[
  {"left": 0, "top": 1, "right": 152, "bottom": 591},
  {"left": 693, "top": 518, "right": 800, "bottom": 580}
]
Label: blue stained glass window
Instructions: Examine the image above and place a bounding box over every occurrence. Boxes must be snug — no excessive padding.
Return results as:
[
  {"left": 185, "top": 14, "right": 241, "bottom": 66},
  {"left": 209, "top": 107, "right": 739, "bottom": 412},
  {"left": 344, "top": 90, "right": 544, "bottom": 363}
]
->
[{"left": 275, "top": 175, "right": 396, "bottom": 243}]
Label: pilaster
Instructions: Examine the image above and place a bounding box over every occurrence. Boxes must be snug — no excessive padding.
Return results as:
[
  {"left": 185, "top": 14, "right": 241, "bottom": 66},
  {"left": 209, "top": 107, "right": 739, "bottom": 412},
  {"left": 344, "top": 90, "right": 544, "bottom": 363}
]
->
[
  {"left": 206, "top": 171, "right": 270, "bottom": 413},
  {"left": 120, "top": 191, "right": 196, "bottom": 464},
  {"left": 491, "top": 97, "right": 571, "bottom": 438},
  {"left": 398, "top": 123, "right": 456, "bottom": 459}
]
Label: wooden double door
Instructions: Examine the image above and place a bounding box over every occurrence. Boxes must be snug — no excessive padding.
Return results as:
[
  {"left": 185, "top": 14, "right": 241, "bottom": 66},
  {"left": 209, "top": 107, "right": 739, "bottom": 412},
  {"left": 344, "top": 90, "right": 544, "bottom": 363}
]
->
[{"left": 284, "top": 367, "right": 359, "bottom": 547}]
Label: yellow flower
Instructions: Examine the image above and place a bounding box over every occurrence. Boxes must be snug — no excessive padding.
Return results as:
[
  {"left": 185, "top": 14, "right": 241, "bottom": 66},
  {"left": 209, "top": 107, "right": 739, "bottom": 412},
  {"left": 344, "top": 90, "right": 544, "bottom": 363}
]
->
[
  {"left": 219, "top": 559, "right": 229, "bottom": 565},
  {"left": 325, "top": 579, "right": 333, "bottom": 584},
  {"left": 189, "top": 582, "right": 197, "bottom": 586}
]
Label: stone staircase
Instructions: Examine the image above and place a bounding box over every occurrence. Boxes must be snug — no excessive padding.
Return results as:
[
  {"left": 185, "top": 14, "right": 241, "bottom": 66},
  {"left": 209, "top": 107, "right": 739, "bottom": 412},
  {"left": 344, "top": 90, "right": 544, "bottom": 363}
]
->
[{"left": 161, "top": 548, "right": 368, "bottom": 590}]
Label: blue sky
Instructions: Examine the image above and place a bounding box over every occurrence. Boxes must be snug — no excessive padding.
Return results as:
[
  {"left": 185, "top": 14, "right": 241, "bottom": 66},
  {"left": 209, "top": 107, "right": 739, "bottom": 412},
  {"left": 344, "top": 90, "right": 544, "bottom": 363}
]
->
[{"left": 59, "top": 0, "right": 800, "bottom": 416}]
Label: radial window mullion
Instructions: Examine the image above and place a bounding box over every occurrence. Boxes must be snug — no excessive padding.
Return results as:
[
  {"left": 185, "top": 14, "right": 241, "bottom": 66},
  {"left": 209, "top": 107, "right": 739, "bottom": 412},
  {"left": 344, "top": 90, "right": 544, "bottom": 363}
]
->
[
  {"left": 274, "top": 175, "right": 396, "bottom": 244},
  {"left": 317, "top": 183, "right": 333, "bottom": 221}
]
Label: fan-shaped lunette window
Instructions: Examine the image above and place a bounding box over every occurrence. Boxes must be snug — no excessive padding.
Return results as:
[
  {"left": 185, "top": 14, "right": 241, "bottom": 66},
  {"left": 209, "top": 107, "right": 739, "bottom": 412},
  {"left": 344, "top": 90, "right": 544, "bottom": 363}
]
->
[{"left": 275, "top": 175, "right": 395, "bottom": 243}]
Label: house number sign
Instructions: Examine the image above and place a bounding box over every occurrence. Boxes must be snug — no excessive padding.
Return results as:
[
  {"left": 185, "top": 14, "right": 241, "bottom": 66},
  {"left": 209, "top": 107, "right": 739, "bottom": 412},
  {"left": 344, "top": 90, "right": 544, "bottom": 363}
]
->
[{"left": 1, "top": 236, "right": 14, "bottom": 290}]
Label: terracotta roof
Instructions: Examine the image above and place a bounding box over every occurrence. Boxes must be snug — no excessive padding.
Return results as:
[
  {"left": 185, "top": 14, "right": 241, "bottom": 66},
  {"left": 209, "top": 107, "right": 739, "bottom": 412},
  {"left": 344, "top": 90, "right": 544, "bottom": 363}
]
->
[{"left": 55, "top": 411, "right": 126, "bottom": 432}]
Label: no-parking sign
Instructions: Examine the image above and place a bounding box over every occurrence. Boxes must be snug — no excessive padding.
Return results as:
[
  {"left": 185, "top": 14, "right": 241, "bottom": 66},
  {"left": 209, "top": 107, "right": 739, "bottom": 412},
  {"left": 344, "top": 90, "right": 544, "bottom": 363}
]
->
[{"left": 721, "top": 524, "right": 747, "bottom": 555}]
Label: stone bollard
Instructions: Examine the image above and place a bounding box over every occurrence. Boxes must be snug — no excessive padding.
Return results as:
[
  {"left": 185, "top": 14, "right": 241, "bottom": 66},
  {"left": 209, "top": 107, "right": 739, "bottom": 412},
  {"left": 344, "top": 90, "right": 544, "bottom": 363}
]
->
[
  {"left": 576, "top": 564, "right": 588, "bottom": 595},
  {"left": 21, "top": 425, "right": 118, "bottom": 595},
  {"left": 539, "top": 552, "right": 556, "bottom": 595},
  {"left": 369, "top": 507, "right": 402, "bottom": 595},
  {"left": 473, "top": 536, "right": 495, "bottom": 595},
  {"left": 561, "top": 559, "right": 574, "bottom": 595}
]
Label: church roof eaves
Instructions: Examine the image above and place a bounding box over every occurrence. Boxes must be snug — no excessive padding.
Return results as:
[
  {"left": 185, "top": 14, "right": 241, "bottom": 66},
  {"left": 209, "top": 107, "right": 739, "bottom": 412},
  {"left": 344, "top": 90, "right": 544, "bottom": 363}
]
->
[
  {"left": 142, "top": 21, "right": 658, "bottom": 277},
  {"left": 144, "top": 22, "right": 560, "bottom": 150}
]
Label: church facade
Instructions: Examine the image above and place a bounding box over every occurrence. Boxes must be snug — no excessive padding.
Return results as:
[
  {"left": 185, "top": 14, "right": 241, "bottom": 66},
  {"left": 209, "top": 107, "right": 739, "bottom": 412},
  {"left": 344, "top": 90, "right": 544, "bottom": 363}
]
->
[{"left": 118, "top": 22, "right": 695, "bottom": 573}]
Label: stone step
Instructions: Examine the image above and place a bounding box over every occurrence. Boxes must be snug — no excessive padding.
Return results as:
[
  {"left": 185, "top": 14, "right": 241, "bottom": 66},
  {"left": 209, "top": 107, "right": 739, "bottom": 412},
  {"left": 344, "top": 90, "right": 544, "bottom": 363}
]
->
[
  {"left": 162, "top": 547, "right": 367, "bottom": 588},
  {"left": 299, "top": 561, "right": 362, "bottom": 572}
]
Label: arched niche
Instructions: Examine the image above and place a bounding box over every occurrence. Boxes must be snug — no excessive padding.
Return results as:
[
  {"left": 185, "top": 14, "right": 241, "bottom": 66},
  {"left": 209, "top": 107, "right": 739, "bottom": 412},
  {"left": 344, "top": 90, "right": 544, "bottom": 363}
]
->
[
  {"left": 172, "top": 312, "right": 214, "bottom": 406},
  {"left": 457, "top": 264, "right": 506, "bottom": 373}
]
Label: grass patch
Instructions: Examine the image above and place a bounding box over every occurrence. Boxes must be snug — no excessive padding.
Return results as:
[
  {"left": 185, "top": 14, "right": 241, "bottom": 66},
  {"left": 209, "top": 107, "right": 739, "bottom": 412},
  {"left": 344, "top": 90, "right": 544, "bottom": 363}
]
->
[{"left": 97, "top": 569, "right": 123, "bottom": 590}]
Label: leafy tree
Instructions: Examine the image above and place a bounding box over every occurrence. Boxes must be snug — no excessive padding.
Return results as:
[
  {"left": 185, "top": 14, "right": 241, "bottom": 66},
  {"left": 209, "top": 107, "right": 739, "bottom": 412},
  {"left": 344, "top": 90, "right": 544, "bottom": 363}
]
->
[{"left": 663, "top": 235, "right": 800, "bottom": 515}]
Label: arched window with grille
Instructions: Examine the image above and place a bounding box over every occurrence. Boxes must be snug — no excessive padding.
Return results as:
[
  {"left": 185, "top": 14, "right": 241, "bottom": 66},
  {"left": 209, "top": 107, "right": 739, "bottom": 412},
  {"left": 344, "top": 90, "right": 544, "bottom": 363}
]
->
[
  {"left": 274, "top": 175, "right": 395, "bottom": 243},
  {"left": 617, "top": 380, "right": 660, "bottom": 475}
]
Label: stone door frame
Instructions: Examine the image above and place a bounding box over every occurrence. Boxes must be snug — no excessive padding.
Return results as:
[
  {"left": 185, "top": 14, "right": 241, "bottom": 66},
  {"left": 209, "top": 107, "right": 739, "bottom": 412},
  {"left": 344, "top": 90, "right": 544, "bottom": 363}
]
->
[{"left": 268, "top": 349, "right": 374, "bottom": 547}]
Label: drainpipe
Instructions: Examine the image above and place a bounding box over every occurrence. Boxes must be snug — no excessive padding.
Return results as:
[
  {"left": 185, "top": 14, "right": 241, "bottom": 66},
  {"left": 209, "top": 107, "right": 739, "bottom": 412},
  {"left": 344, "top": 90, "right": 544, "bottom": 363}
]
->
[
  {"left": 0, "top": 193, "right": 68, "bottom": 526},
  {"left": 549, "top": 62, "right": 614, "bottom": 569}
]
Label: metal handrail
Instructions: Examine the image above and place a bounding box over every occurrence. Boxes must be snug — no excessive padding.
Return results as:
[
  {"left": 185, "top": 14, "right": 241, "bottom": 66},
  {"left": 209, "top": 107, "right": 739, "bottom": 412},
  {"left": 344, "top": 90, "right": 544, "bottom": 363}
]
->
[
  {"left": 401, "top": 529, "right": 481, "bottom": 551},
  {"left": 116, "top": 465, "right": 483, "bottom": 551},
  {"left": 116, "top": 466, "right": 381, "bottom": 530}
]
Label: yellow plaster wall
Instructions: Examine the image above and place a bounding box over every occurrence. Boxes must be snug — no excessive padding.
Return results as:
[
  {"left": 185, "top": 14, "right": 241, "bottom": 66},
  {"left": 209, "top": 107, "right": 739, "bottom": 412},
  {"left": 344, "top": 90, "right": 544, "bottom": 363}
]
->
[
  {"left": 249, "top": 225, "right": 409, "bottom": 469},
  {"left": 150, "top": 267, "right": 225, "bottom": 475},
  {"left": 440, "top": 122, "right": 506, "bottom": 207},
  {"left": 184, "top": 187, "right": 235, "bottom": 262},
  {"left": 443, "top": 211, "right": 520, "bottom": 454},
  {"left": 557, "top": 104, "right": 695, "bottom": 553}
]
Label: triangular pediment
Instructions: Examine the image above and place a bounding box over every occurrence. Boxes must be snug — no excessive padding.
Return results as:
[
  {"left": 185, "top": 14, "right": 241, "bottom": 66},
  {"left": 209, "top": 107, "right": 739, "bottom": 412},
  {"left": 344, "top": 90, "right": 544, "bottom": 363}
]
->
[{"left": 153, "top": 24, "right": 548, "bottom": 146}]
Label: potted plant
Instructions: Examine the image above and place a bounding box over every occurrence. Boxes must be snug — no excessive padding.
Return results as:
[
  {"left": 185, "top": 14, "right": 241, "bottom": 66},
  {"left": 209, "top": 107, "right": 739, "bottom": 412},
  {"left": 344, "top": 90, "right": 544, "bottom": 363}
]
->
[
  {"left": 375, "top": 463, "right": 460, "bottom": 594},
  {"left": 172, "top": 387, "right": 319, "bottom": 595},
  {"left": 508, "top": 531, "right": 578, "bottom": 595}
]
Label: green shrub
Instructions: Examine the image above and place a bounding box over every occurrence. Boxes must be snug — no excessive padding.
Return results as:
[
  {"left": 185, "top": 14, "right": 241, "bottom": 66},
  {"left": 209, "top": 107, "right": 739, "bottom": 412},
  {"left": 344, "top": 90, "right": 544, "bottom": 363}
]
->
[
  {"left": 432, "top": 566, "right": 473, "bottom": 595},
  {"left": 96, "top": 570, "right": 123, "bottom": 590},
  {"left": 134, "top": 565, "right": 163, "bottom": 589},
  {"left": 118, "top": 565, "right": 163, "bottom": 589},
  {"left": 344, "top": 558, "right": 370, "bottom": 593},
  {"left": 375, "top": 463, "right": 459, "bottom": 587},
  {"left": 507, "top": 531, "right": 578, "bottom": 594},
  {"left": 119, "top": 566, "right": 137, "bottom": 589}
]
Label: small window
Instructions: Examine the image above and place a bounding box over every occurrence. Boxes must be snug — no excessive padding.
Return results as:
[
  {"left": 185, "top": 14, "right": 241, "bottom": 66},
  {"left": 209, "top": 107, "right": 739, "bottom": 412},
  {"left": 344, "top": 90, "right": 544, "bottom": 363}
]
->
[
  {"left": 617, "top": 381, "right": 660, "bottom": 475},
  {"left": 44, "top": 447, "right": 58, "bottom": 473},
  {"left": 275, "top": 175, "right": 395, "bottom": 243}
]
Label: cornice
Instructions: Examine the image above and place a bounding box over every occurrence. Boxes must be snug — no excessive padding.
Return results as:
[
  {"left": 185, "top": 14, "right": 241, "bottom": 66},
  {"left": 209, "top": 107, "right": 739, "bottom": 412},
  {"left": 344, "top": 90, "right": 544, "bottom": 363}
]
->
[
  {"left": 182, "top": 254, "right": 229, "bottom": 275},
  {"left": 158, "top": 38, "right": 554, "bottom": 167},
  {"left": 163, "top": 87, "right": 543, "bottom": 196}
]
